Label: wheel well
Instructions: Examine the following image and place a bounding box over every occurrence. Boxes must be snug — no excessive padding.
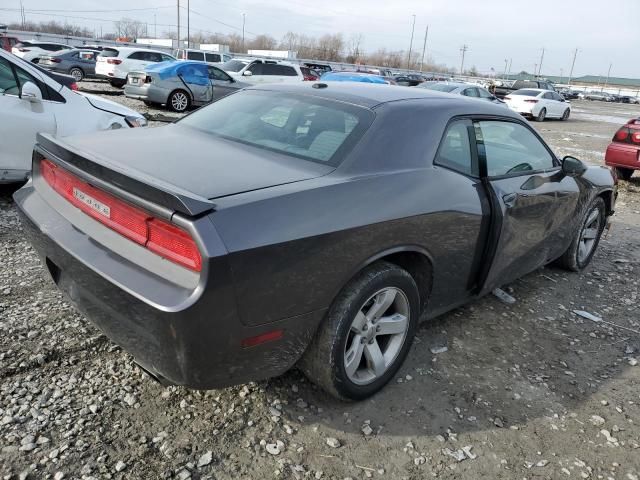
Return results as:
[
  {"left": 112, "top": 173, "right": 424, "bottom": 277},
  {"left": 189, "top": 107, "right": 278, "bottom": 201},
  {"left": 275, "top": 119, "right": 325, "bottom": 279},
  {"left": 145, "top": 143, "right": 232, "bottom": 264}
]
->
[
  {"left": 70, "top": 66, "right": 83, "bottom": 72},
  {"left": 380, "top": 251, "right": 433, "bottom": 312},
  {"left": 599, "top": 190, "right": 615, "bottom": 216}
]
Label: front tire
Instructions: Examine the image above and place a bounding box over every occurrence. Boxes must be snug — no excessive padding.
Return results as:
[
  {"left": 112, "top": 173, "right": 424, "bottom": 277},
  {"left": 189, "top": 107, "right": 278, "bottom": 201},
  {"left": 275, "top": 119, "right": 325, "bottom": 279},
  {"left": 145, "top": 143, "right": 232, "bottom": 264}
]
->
[
  {"left": 615, "top": 167, "right": 634, "bottom": 181},
  {"left": 535, "top": 108, "right": 547, "bottom": 122},
  {"left": 168, "top": 89, "right": 191, "bottom": 112},
  {"left": 561, "top": 108, "right": 570, "bottom": 121},
  {"left": 299, "top": 261, "right": 420, "bottom": 400},
  {"left": 556, "top": 197, "right": 606, "bottom": 271}
]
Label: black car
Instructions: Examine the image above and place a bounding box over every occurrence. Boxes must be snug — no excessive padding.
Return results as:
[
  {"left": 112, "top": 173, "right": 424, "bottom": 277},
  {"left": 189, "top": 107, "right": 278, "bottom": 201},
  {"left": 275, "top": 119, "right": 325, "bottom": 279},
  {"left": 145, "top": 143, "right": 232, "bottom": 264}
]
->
[
  {"left": 15, "top": 83, "right": 616, "bottom": 400},
  {"left": 393, "top": 73, "right": 425, "bottom": 86}
]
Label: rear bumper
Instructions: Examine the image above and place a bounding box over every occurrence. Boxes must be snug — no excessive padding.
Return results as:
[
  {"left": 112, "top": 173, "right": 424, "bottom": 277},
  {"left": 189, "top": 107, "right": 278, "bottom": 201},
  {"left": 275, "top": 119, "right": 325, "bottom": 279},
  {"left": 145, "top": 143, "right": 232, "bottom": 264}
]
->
[
  {"left": 14, "top": 179, "right": 324, "bottom": 389},
  {"left": 124, "top": 84, "right": 168, "bottom": 104},
  {"left": 605, "top": 143, "right": 640, "bottom": 170},
  {"left": 1, "top": 168, "right": 29, "bottom": 184}
]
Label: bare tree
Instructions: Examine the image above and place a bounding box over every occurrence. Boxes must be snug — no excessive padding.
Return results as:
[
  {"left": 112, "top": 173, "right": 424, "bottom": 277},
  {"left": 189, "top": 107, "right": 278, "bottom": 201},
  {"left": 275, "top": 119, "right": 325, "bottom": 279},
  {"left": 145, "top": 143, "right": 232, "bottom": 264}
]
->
[
  {"left": 113, "top": 17, "right": 146, "bottom": 40},
  {"left": 247, "top": 34, "right": 277, "bottom": 50},
  {"left": 346, "top": 33, "right": 363, "bottom": 63}
]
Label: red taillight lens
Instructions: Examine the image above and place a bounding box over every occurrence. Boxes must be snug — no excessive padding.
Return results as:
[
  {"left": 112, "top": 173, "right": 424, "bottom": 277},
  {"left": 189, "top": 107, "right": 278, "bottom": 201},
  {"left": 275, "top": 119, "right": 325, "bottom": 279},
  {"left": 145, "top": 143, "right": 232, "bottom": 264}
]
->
[
  {"left": 524, "top": 99, "right": 538, "bottom": 103},
  {"left": 614, "top": 127, "right": 630, "bottom": 142},
  {"left": 70, "top": 82, "right": 78, "bottom": 91},
  {"left": 303, "top": 74, "right": 317, "bottom": 81},
  {"left": 107, "top": 58, "right": 122, "bottom": 65},
  {"left": 39, "top": 159, "right": 202, "bottom": 271}
]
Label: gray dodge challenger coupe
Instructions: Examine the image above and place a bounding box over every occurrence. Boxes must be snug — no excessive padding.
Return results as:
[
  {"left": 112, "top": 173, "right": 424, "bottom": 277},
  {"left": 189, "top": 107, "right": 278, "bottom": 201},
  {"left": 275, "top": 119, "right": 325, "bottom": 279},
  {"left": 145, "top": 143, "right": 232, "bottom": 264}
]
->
[{"left": 14, "top": 82, "right": 616, "bottom": 400}]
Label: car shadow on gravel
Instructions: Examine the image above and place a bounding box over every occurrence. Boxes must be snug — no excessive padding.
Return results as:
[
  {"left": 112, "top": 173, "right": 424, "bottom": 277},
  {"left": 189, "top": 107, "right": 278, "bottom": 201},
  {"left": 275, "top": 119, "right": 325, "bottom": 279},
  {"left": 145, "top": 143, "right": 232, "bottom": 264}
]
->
[{"left": 261, "top": 222, "right": 640, "bottom": 439}]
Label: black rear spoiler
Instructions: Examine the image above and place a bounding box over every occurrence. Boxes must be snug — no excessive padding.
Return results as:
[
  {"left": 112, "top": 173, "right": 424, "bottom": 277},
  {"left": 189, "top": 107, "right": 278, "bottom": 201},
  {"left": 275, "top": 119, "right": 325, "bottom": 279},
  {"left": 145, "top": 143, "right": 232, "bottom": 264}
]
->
[{"left": 35, "top": 133, "right": 216, "bottom": 217}]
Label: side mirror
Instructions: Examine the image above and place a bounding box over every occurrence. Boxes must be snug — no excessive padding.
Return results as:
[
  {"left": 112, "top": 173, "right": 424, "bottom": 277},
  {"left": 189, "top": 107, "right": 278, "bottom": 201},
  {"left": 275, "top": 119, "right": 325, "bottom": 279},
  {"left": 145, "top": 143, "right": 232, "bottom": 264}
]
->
[
  {"left": 242, "top": 70, "right": 252, "bottom": 77},
  {"left": 562, "top": 156, "right": 587, "bottom": 177},
  {"left": 21, "top": 81, "right": 42, "bottom": 103}
]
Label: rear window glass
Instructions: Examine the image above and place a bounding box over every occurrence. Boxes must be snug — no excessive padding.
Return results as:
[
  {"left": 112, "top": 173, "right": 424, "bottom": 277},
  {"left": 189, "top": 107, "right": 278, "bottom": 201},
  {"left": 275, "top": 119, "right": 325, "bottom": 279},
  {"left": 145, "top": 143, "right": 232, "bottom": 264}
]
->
[
  {"left": 99, "top": 48, "right": 119, "bottom": 58},
  {"left": 179, "top": 90, "right": 372, "bottom": 166},
  {"left": 221, "top": 59, "right": 248, "bottom": 72},
  {"left": 422, "top": 83, "right": 458, "bottom": 92},
  {"left": 187, "top": 51, "right": 205, "bottom": 61},
  {"left": 511, "top": 89, "right": 540, "bottom": 96},
  {"left": 205, "top": 53, "right": 221, "bottom": 62}
]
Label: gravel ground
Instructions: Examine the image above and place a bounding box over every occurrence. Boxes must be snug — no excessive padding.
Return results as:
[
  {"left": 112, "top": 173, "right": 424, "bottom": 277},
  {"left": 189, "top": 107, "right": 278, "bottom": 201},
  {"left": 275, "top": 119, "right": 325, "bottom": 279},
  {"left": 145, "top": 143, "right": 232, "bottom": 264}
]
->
[{"left": 1, "top": 88, "right": 640, "bottom": 480}]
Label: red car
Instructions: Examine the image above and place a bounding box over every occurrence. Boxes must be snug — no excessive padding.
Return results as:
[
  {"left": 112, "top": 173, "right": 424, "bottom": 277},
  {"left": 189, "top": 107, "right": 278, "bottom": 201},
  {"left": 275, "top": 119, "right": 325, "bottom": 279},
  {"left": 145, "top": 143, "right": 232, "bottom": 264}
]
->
[
  {"left": 0, "top": 35, "right": 19, "bottom": 52},
  {"left": 605, "top": 118, "right": 640, "bottom": 180}
]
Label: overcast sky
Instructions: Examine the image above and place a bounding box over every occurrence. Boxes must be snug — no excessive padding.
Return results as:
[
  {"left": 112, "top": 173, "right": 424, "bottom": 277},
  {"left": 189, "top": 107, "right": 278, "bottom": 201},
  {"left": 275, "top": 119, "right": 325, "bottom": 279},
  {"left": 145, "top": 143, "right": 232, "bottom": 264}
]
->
[{"left": 2, "top": 0, "right": 638, "bottom": 78}]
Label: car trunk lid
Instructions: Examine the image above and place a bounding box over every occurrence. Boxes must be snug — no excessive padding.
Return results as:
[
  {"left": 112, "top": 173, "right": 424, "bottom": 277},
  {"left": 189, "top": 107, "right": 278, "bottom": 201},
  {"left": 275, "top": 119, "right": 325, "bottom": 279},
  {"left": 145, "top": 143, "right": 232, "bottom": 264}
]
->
[{"left": 35, "top": 125, "right": 333, "bottom": 215}]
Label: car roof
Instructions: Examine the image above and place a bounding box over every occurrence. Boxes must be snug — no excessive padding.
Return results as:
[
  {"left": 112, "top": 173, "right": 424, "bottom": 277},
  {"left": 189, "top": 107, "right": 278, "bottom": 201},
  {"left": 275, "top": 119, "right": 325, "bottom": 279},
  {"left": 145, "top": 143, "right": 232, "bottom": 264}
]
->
[
  {"left": 107, "top": 46, "right": 168, "bottom": 54},
  {"left": 248, "top": 82, "right": 520, "bottom": 114}
]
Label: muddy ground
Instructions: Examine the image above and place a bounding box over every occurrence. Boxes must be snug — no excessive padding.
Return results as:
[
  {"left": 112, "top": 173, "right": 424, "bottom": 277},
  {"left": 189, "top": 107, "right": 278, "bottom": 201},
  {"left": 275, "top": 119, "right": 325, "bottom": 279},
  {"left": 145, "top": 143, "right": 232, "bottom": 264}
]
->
[{"left": 1, "top": 87, "right": 640, "bottom": 480}]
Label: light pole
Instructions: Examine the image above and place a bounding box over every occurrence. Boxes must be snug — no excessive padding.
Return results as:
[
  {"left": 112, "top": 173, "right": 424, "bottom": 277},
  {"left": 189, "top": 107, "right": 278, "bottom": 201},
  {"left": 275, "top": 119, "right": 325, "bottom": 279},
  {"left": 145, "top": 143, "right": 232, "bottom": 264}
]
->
[
  {"left": 604, "top": 63, "right": 612, "bottom": 91},
  {"left": 460, "top": 44, "right": 468, "bottom": 75},
  {"left": 242, "top": 13, "right": 246, "bottom": 52},
  {"left": 176, "top": 0, "right": 180, "bottom": 49},
  {"left": 419, "top": 25, "right": 429, "bottom": 72},
  {"left": 407, "top": 14, "right": 416, "bottom": 70},
  {"left": 187, "top": 0, "right": 190, "bottom": 48},
  {"left": 503, "top": 59, "right": 508, "bottom": 79},
  {"left": 568, "top": 48, "right": 578, "bottom": 86},
  {"left": 538, "top": 47, "right": 545, "bottom": 76}
]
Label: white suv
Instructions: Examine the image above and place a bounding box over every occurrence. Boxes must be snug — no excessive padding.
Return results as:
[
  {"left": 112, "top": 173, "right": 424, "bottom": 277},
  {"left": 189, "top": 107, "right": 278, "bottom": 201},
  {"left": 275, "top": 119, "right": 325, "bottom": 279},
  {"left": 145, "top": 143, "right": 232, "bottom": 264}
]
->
[
  {"left": 223, "top": 59, "right": 305, "bottom": 84},
  {"left": 96, "top": 47, "right": 175, "bottom": 87},
  {"left": 12, "top": 41, "right": 72, "bottom": 63},
  {"left": 173, "top": 48, "right": 232, "bottom": 65}
]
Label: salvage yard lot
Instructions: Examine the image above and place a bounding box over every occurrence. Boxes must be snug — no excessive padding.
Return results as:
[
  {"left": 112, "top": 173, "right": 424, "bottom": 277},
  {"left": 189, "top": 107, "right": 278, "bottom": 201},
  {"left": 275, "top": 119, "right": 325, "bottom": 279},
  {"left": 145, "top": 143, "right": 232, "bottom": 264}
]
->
[{"left": 1, "top": 91, "right": 640, "bottom": 480}]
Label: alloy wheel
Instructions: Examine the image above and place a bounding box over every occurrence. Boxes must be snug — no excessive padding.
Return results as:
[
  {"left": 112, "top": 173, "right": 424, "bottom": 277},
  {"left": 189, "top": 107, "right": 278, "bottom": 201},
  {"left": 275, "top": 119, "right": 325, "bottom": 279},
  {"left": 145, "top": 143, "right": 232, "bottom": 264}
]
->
[
  {"left": 578, "top": 206, "right": 602, "bottom": 263},
  {"left": 171, "top": 92, "right": 189, "bottom": 112},
  {"left": 70, "top": 68, "right": 83, "bottom": 81},
  {"left": 343, "top": 287, "right": 410, "bottom": 385}
]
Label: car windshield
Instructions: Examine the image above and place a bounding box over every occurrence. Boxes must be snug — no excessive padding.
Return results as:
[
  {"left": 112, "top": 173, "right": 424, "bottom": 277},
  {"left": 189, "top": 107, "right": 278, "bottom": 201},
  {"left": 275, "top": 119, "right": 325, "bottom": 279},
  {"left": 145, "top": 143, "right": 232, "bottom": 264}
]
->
[
  {"left": 511, "top": 89, "right": 540, "bottom": 96},
  {"left": 421, "top": 83, "right": 458, "bottom": 92},
  {"left": 98, "top": 48, "right": 119, "bottom": 58},
  {"left": 179, "top": 90, "right": 372, "bottom": 166},
  {"left": 221, "top": 59, "right": 248, "bottom": 72}
]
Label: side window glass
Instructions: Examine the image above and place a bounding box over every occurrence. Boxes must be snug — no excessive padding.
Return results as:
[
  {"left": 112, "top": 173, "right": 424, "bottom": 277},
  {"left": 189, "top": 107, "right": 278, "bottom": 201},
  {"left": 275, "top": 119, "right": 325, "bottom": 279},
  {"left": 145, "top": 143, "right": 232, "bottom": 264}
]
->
[
  {"left": 0, "top": 57, "right": 20, "bottom": 96},
  {"left": 205, "top": 53, "right": 221, "bottom": 63},
  {"left": 128, "top": 52, "right": 144, "bottom": 60},
  {"left": 435, "top": 121, "right": 473, "bottom": 176},
  {"left": 475, "top": 121, "right": 555, "bottom": 176},
  {"left": 161, "top": 54, "right": 175, "bottom": 62},
  {"left": 247, "top": 62, "right": 263, "bottom": 75},
  {"left": 209, "top": 67, "right": 231, "bottom": 82},
  {"left": 187, "top": 51, "right": 205, "bottom": 61}
]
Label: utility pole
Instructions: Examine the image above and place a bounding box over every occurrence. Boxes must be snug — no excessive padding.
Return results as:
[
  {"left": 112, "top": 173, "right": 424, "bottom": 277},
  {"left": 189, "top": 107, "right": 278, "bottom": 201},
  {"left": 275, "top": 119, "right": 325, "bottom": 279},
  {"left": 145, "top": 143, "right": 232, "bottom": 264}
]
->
[
  {"left": 604, "top": 63, "right": 612, "bottom": 90},
  {"left": 154, "top": 14, "right": 157, "bottom": 37},
  {"left": 176, "top": 0, "right": 180, "bottom": 49},
  {"left": 407, "top": 14, "right": 416, "bottom": 70},
  {"left": 503, "top": 59, "right": 508, "bottom": 79},
  {"left": 538, "top": 47, "right": 545, "bottom": 76},
  {"left": 460, "top": 44, "right": 468, "bottom": 75},
  {"left": 507, "top": 58, "right": 512, "bottom": 77},
  {"left": 242, "top": 13, "right": 246, "bottom": 52},
  {"left": 560, "top": 68, "right": 563, "bottom": 84},
  {"left": 419, "top": 25, "right": 428, "bottom": 72},
  {"left": 568, "top": 48, "right": 578, "bottom": 86},
  {"left": 187, "top": 0, "right": 190, "bottom": 48}
]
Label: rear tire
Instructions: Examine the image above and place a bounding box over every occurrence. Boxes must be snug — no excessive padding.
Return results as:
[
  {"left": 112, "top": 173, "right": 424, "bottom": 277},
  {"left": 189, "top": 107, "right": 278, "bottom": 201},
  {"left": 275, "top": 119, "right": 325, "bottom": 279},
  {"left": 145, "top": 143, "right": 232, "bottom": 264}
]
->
[
  {"left": 561, "top": 108, "right": 570, "bottom": 121},
  {"left": 168, "top": 89, "right": 191, "bottom": 112},
  {"left": 69, "top": 67, "right": 84, "bottom": 82},
  {"left": 556, "top": 197, "right": 606, "bottom": 271},
  {"left": 615, "top": 167, "right": 634, "bottom": 181},
  {"left": 109, "top": 78, "right": 126, "bottom": 88},
  {"left": 299, "top": 261, "right": 420, "bottom": 401},
  {"left": 535, "top": 108, "right": 547, "bottom": 122}
]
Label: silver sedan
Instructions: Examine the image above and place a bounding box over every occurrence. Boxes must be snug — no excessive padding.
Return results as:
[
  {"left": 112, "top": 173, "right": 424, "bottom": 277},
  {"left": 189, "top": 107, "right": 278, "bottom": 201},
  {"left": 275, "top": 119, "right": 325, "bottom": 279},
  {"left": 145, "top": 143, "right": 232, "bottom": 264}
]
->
[
  {"left": 419, "top": 81, "right": 506, "bottom": 106},
  {"left": 125, "top": 61, "right": 250, "bottom": 112}
]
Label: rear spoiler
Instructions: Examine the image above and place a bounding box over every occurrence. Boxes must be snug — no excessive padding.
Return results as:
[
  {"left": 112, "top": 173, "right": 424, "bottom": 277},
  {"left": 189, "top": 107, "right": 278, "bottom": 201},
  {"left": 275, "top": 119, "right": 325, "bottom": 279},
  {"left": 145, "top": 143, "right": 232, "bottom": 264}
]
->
[{"left": 35, "top": 133, "right": 216, "bottom": 216}]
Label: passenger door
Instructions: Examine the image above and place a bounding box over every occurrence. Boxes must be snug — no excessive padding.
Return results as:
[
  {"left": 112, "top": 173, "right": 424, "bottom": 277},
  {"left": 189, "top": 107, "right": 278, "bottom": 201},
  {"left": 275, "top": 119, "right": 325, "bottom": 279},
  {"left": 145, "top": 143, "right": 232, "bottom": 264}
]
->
[
  {"left": 474, "top": 119, "right": 581, "bottom": 293},
  {"left": 208, "top": 66, "right": 237, "bottom": 100},
  {"left": 541, "top": 92, "right": 560, "bottom": 117},
  {"left": 0, "top": 57, "right": 56, "bottom": 179}
]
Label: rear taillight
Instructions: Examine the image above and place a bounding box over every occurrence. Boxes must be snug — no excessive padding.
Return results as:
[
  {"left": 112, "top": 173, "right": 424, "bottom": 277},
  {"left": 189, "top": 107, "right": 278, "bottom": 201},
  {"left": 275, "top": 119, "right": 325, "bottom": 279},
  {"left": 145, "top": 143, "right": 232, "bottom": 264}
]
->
[
  {"left": 40, "top": 159, "right": 202, "bottom": 271},
  {"left": 50, "top": 58, "right": 62, "bottom": 63},
  {"left": 70, "top": 82, "right": 78, "bottom": 91},
  {"left": 303, "top": 74, "right": 317, "bottom": 81},
  {"left": 614, "top": 127, "right": 630, "bottom": 142},
  {"left": 107, "top": 58, "right": 122, "bottom": 65},
  {"left": 524, "top": 99, "right": 538, "bottom": 103}
]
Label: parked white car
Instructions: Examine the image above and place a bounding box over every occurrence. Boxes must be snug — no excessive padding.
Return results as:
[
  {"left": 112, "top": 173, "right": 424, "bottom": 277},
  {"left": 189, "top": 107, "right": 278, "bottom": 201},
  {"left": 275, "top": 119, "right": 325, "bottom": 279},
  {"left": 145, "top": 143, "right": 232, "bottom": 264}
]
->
[
  {"left": 173, "top": 48, "right": 232, "bottom": 65},
  {"left": 12, "top": 41, "right": 72, "bottom": 63},
  {"left": 504, "top": 88, "right": 571, "bottom": 122},
  {"left": 0, "top": 49, "right": 147, "bottom": 184},
  {"left": 222, "top": 58, "right": 306, "bottom": 84},
  {"left": 95, "top": 47, "right": 175, "bottom": 87}
]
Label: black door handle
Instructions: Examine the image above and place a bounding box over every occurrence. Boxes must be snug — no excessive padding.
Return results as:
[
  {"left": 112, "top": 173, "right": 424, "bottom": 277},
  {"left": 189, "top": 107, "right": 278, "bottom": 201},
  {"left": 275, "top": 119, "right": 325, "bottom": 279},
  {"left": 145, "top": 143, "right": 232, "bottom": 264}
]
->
[{"left": 502, "top": 192, "right": 518, "bottom": 208}]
